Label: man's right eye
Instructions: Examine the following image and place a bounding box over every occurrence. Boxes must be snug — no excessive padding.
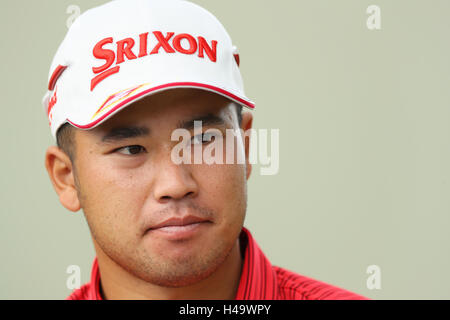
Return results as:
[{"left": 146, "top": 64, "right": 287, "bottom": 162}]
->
[{"left": 115, "top": 145, "right": 146, "bottom": 155}]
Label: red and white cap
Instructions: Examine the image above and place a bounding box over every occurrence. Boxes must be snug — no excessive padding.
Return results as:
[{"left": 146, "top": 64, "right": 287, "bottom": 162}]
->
[{"left": 42, "top": 0, "right": 255, "bottom": 138}]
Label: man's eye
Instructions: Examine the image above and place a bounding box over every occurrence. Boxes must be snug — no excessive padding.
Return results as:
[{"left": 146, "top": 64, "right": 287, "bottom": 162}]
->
[
  {"left": 115, "top": 145, "right": 146, "bottom": 155},
  {"left": 192, "top": 132, "right": 215, "bottom": 145}
]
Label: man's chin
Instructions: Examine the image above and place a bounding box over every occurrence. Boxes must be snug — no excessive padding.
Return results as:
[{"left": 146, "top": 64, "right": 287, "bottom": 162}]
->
[
  {"left": 148, "top": 269, "right": 216, "bottom": 288},
  {"left": 131, "top": 257, "right": 222, "bottom": 288},
  {"left": 133, "top": 242, "right": 232, "bottom": 288}
]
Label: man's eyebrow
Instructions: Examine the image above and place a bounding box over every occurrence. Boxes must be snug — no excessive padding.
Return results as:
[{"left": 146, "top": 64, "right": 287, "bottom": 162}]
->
[
  {"left": 100, "top": 126, "right": 150, "bottom": 143},
  {"left": 178, "top": 113, "right": 226, "bottom": 130}
]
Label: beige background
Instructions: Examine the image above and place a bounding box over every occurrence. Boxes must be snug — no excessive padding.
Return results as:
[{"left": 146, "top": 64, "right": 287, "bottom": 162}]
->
[{"left": 1, "top": 0, "right": 449, "bottom": 299}]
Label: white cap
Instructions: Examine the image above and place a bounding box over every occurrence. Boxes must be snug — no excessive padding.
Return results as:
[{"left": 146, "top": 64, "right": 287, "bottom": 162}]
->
[{"left": 42, "top": 0, "right": 255, "bottom": 138}]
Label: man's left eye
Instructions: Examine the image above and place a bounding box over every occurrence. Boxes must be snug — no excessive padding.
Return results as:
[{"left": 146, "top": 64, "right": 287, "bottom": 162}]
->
[
  {"left": 192, "top": 132, "right": 215, "bottom": 145},
  {"left": 192, "top": 133, "right": 214, "bottom": 144},
  {"left": 115, "top": 145, "right": 146, "bottom": 155}
]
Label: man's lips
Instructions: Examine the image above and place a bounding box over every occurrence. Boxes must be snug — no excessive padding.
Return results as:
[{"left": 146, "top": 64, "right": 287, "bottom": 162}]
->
[
  {"left": 145, "top": 215, "right": 211, "bottom": 240},
  {"left": 148, "top": 215, "right": 210, "bottom": 230}
]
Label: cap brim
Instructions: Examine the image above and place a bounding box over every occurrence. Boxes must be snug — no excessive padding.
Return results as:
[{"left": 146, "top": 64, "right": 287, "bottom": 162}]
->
[{"left": 66, "top": 81, "right": 255, "bottom": 130}]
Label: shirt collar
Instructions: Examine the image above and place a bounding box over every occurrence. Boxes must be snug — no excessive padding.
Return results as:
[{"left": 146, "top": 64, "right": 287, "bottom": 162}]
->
[
  {"left": 235, "top": 227, "right": 278, "bottom": 299},
  {"left": 87, "top": 226, "right": 278, "bottom": 300}
]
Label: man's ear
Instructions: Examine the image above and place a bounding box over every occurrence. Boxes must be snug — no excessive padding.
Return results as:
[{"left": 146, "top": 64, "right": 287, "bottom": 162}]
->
[
  {"left": 44, "top": 146, "right": 81, "bottom": 212},
  {"left": 241, "top": 111, "right": 253, "bottom": 180}
]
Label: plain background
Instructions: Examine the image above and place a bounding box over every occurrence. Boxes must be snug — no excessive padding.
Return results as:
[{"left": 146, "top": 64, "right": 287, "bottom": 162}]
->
[{"left": 1, "top": 0, "right": 449, "bottom": 299}]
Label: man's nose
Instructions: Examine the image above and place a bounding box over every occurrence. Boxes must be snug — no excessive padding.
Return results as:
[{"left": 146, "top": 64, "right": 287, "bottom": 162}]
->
[{"left": 152, "top": 153, "right": 199, "bottom": 203}]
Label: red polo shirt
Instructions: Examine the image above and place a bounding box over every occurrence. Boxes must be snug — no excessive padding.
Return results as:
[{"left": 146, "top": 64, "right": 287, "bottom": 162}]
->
[{"left": 67, "top": 227, "right": 369, "bottom": 300}]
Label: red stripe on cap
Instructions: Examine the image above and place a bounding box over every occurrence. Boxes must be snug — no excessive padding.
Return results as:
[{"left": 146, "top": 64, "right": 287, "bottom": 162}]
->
[
  {"left": 48, "top": 65, "right": 67, "bottom": 91},
  {"left": 66, "top": 82, "right": 255, "bottom": 129},
  {"left": 234, "top": 53, "right": 240, "bottom": 67},
  {"left": 91, "top": 66, "right": 121, "bottom": 91}
]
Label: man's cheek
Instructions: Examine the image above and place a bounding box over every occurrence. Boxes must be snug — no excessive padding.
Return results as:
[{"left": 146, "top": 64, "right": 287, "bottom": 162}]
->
[{"left": 92, "top": 202, "right": 139, "bottom": 245}]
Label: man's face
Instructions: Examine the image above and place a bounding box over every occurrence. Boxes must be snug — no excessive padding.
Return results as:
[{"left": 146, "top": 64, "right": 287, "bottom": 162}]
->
[{"left": 71, "top": 88, "right": 251, "bottom": 287}]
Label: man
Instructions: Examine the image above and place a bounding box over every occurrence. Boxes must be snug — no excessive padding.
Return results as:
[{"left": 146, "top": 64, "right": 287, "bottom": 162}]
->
[{"left": 43, "top": 0, "right": 368, "bottom": 300}]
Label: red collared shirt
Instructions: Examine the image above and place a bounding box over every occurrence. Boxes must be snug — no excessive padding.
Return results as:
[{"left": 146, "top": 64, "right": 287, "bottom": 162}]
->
[{"left": 67, "top": 227, "right": 369, "bottom": 300}]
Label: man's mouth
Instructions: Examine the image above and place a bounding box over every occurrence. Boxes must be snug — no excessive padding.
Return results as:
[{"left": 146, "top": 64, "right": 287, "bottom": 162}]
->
[{"left": 146, "top": 215, "right": 211, "bottom": 240}]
